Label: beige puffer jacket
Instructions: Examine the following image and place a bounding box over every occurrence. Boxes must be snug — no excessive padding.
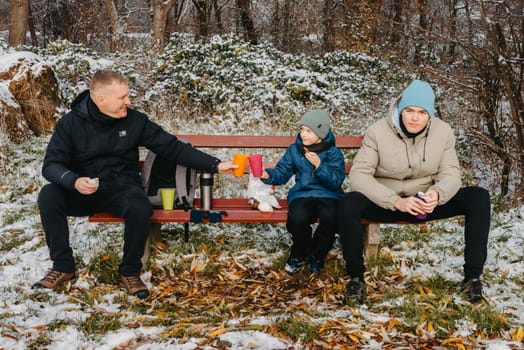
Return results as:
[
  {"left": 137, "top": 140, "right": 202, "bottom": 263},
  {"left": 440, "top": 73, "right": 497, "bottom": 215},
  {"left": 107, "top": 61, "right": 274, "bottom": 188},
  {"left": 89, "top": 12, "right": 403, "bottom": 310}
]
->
[{"left": 349, "top": 111, "right": 461, "bottom": 211}]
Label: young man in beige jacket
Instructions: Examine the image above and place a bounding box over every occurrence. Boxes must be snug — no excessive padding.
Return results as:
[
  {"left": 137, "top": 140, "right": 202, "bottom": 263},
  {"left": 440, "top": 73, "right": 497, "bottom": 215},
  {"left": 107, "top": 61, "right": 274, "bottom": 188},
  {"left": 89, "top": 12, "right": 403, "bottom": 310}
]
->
[{"left": 339, "top": 80, "right": 490, "bottom": 305}]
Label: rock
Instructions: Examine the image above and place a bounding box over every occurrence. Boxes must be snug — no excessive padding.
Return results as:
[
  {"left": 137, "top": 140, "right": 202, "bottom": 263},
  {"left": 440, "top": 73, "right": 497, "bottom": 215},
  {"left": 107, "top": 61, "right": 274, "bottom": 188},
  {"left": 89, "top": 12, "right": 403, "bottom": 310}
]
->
[
  {"left": 0, "top": 84, "right": 28, "bottom": 142},
  {"left": 0, "top": 51, "right": 61, "bottom": 142}
]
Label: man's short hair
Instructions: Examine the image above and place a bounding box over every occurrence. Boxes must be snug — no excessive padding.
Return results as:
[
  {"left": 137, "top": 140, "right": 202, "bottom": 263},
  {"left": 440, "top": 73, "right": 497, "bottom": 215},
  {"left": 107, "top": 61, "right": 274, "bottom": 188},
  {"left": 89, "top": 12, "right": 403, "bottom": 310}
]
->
[{"left": 89, "top": 70, "right": 127, "bottom": 94}]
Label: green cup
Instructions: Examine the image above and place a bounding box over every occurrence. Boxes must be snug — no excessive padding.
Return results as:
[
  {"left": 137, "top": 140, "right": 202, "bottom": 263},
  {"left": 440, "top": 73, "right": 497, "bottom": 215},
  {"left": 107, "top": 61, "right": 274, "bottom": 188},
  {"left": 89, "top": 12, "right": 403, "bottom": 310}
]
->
[{"left": 160, "top": 188, "right": 176, "bottom": 210}]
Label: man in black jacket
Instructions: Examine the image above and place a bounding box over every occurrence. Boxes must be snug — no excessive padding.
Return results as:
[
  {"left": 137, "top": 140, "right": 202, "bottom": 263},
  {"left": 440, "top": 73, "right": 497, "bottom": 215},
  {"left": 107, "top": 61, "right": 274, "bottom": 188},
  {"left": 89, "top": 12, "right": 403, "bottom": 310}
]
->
[{"left": 33, "top": 70, "right": 237, "bottom": 299}]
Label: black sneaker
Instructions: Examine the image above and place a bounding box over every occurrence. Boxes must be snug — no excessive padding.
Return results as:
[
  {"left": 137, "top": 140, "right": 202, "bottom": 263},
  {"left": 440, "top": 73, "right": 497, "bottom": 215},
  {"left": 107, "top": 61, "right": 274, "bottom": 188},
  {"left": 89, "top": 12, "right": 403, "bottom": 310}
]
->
[
  {"left": 308, "top": 258, "right": 323, "bottom": 274},
  {"left": 284, "top": 257, "right": 306, "bottom": 274},
  {"left": 460, "top": 278, "right": 483, "bottom": 303},
  {"left": 344, "top": 277, "right": 366, "bottom": 305}
]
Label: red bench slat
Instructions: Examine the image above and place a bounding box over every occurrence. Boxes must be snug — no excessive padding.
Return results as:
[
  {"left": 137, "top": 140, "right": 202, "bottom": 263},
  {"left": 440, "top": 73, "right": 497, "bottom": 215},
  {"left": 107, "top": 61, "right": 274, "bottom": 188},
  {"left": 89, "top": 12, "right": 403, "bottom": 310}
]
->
[
  {"left": 176, "top": 134, "right": 364, "bottom": 149},
  {"left": 89, "top": 135, "right": 367, "bottom": 228}
]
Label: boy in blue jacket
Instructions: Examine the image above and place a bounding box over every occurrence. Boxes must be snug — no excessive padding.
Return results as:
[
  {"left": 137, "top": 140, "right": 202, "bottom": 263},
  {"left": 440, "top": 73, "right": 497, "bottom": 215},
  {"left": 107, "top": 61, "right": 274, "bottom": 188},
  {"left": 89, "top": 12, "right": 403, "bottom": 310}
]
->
[{"left": 261, "top": 110, "right": 345, "bottom": 273}]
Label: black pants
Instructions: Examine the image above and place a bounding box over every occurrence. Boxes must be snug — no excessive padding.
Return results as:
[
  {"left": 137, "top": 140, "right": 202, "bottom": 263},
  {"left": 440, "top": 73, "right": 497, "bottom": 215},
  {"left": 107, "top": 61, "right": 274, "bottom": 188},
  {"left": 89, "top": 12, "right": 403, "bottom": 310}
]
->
[
  {"left": 286, "top": 197, "right": 338, "bottom": 261},
  {"left": 338, "top": 186, "right": 490, "bottom": 280},
  {"left": 38, "top": 180, "right": 153, "bottom": 276}
]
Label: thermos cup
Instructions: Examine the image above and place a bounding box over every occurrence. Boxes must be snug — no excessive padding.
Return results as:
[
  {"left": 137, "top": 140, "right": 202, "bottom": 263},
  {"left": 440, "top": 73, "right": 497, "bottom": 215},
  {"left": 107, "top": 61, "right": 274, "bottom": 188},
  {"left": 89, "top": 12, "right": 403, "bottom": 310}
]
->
[{"left": 200, "top": 172, "right": 213, "bottom": 210}]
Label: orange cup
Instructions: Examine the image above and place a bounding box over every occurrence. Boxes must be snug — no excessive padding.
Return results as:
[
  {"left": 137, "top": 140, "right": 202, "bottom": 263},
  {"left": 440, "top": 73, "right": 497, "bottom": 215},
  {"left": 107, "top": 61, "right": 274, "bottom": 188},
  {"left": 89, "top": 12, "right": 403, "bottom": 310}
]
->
[{"left": 233, "top": 153, "right": 249, "bottom": 177}]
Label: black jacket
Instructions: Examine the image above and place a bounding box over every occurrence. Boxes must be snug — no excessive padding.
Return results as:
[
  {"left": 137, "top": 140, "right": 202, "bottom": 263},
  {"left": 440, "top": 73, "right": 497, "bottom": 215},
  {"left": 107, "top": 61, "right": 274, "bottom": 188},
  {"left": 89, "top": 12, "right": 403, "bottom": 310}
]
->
[{"left": 42, "top": 90, "right": 220, "bottom": 190}]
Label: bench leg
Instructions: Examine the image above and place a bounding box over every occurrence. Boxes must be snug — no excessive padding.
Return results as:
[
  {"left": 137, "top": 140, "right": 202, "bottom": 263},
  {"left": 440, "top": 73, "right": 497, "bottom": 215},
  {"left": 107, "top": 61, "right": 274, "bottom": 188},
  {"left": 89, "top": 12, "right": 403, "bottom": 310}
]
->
[
  {"left": 363, "top": 223, "right": 381, "bottom": 261},
  {"left": 184, "top": 223, "right": 189, "bottom": 242},
  {"left": 141, "top": 222, "right": 162, "bottom": 267}
]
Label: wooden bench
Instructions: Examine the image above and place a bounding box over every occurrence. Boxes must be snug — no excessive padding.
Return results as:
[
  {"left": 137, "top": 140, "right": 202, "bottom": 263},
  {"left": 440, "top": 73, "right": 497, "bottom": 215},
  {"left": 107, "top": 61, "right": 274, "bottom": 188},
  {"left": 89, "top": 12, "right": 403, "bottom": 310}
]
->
[{"left": 88, "top": 134, "right": 417, "bottom": 263}]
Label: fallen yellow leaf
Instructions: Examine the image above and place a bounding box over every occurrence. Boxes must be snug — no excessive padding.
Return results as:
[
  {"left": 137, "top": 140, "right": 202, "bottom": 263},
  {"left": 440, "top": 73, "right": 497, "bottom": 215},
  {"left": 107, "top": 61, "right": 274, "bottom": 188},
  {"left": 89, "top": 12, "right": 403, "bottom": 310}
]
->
[
  {"left": 153, "top": 241, "right": 167, "bottom": 249},
  {"left": 348, "top": 334, "right": 360, "bottom": 343},
  {"left": 190, "top": 258, "right": 207, "bottom": 273},
  {"left": 511, "top": 327, "right": 524, "bottom": 342},
  {"left": 441, "top": 337, "right": 464, "bottom": 345},
  {"left": 209, "top": 327, "right": 228, "bottom": 337}
]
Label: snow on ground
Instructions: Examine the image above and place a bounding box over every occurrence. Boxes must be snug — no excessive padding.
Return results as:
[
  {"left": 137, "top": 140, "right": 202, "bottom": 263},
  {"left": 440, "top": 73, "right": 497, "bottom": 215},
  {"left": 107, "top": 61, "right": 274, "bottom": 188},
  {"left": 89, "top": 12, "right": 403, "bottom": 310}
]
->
[{"left": 1, "top": 36, "right": 523, "bottom": 349}]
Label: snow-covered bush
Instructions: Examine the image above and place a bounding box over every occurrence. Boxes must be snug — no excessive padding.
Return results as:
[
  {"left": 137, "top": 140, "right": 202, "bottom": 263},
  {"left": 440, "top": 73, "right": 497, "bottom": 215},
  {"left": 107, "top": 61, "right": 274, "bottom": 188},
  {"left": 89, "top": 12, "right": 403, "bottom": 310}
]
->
[{"left": 150, "top": 33, "right": 408, "bottom": 135}]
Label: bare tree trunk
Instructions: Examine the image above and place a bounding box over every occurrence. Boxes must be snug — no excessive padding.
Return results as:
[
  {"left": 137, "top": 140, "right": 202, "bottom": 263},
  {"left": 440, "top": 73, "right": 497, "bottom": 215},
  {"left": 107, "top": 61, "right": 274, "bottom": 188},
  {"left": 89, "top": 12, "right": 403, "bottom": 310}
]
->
[
  {"left": 103, "top": 0, "right": 125, "bottom": 52},
  {"left": 270, "top": 0, "right": 281, "bottom": 46},
  {"left": 236, "top": 0, "right": 257, "bottom": 44},
  {"left": 390, "top": 0, "right": 404, "bottom": 46},
  {"left": 413, "top": 0, "right": 428, "bottom": 65},
  {"left": 192, "top": 0, "right": 208, "bottom": 41},
  {"left": 477, "top": 0, "right": 524, "bottom": 202},
  {"left": 27, "top": 2, "right": 37, "bottom": 46},
  {"left": 8, "top": 0, "right": 29, "bottom": 46},
  {"left": 152, "top": 0, "right": 179, "bottom": 53},
  {"left": 212, "top": 0, "right": 223, "bottom": 34},
  {"left": 281, "top": 0, "right": 291, "bottom": 49},
  {"left": 166, "top": 0, "right": 188, "bottom": 42},
  {"left": 445, "top": 0, "right": 458, "bottom": 61},
  {"left": 322, "top": 0, "right": 336, "bottom": 52}
]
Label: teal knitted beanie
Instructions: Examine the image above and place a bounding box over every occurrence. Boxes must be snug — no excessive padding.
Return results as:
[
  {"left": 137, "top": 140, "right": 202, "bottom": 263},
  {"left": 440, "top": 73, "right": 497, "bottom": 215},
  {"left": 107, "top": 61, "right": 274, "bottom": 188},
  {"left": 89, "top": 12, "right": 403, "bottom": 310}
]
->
[{"left": 397, "top": 80, "right": 435, "bottom": 117}]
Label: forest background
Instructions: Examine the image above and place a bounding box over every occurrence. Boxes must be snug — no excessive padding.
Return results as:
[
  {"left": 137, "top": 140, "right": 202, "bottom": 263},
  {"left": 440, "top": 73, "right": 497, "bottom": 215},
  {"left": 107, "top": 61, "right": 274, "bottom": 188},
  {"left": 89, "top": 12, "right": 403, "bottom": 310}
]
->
[
  {"left": 0, "top": 0, "right": 523, "bottom": 349},
  {"left": 2, "top": 0, "right": 523, "bottom": 204}
]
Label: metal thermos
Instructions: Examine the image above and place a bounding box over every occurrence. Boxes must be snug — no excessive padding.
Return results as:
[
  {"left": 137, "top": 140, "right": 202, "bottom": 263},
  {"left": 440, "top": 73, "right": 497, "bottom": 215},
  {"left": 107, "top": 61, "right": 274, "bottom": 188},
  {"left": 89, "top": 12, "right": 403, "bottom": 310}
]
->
[{"left": 200, "top": 172, "right": 214, "bottom": 210}]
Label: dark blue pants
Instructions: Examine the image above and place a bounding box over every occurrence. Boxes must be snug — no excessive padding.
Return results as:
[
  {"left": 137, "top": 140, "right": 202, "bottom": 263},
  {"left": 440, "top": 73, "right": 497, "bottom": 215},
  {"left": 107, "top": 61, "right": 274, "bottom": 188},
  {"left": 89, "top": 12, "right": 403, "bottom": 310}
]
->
[
  {"left": 338, "top": 186, "right": 490, "bottom": 280},
  {"left": 286, "top": 197, "right": 338, "bottom": 261},
  {"left": 38, "top": 180, "right": 153, "bottom": 276}
]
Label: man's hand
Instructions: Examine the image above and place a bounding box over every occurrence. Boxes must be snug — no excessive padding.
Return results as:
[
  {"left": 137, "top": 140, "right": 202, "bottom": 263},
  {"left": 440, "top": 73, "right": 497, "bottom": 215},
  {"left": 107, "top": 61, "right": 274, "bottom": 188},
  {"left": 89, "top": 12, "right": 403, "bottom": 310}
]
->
[
  {"left": 394, "top": 189, "right": 439, "bottom": 216},
  {"left": 420, "top": 189, "right": 439, "bottom": 213},
  {"left": 217, "top": 161, "right": 238, "bottom": 174},
  {"left": 74, "top": 177, "right": 98, "bottom": 195}
]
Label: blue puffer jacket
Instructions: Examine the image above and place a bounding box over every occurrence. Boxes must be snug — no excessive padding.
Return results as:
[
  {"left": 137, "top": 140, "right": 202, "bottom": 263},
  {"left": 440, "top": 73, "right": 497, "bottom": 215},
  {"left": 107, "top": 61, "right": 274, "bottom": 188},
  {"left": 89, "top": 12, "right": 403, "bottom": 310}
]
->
[{"left": 262, "top": 131, "right": 345, "bottom": 203}]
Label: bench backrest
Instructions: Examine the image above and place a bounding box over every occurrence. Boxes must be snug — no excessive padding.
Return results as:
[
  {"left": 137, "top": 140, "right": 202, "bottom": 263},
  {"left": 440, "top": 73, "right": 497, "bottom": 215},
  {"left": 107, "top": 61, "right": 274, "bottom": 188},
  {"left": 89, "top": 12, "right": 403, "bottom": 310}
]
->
[{"left": 176, "top": 134, "right": 364, "bottom": 174}]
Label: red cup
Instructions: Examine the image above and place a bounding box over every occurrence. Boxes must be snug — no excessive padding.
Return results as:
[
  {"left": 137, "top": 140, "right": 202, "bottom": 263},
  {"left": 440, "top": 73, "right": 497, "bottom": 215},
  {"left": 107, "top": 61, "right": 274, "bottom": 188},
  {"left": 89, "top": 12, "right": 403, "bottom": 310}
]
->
[{"left": 248, "top": 154, "right": 263, "bottom": 177}]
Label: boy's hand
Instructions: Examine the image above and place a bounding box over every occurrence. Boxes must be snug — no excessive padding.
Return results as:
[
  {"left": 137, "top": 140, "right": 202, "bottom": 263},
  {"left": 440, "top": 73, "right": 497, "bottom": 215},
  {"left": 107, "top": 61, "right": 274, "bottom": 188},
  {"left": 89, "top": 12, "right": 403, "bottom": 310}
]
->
[{"left": 304, "top": 150, "right": 321, "bottom": 168}]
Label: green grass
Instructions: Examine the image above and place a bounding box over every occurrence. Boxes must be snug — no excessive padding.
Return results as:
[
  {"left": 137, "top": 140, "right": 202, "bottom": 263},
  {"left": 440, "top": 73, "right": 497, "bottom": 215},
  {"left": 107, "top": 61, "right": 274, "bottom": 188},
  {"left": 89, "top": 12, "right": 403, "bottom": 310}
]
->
[
  {"left": 277, "top": 316, "right": 318, "bottom": 342},
  {"left": 382, "top": 274, "right": 511, "bottom": 336},
  {"left": 26, "top": 334, "right": 52, "bottom": 349},
  {"left": 0, "top": 229, "right": 32, "bottom": 251},
  {"left": 76, "top": 312, "right": 123, "bottom": 335},
  {"left": 85, "top": 248, "right": 121, "bottom": 285}
]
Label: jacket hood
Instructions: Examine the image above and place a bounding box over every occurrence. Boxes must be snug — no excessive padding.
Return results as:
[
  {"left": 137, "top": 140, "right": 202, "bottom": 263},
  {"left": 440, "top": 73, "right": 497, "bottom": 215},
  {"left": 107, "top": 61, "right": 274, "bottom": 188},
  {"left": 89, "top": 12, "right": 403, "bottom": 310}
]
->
[
  {"left": 388, "top": 97, "right": 432, "bottom": 139},
  {"left": 70, "top": 90, "right": 90, "bottom": 117},
  {"left": 71, "top": 89, "right": 119, "bottom": 124}
]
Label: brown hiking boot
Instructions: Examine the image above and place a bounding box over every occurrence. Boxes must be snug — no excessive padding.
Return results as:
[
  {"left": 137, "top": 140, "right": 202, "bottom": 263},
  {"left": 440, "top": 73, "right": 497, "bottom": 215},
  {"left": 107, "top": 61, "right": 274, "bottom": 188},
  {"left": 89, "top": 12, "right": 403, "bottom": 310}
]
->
[
  {"left": 119, "top": 275, "right": 150, "bottom": 299},
  {"left": 32, "top": 270, "right": 76, "bottom": 289}
]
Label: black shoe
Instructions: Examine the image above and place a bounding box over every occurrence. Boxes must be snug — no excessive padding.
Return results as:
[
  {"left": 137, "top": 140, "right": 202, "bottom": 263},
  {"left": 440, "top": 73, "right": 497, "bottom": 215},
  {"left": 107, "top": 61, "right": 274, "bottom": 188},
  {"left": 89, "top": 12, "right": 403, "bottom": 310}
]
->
[
  {"left": 284, "top": 257, "right": 306, "bottom": 274},
  {"left": 460, "top": 278, "right": 483, "bottom": 303},
  {"left": 308, "top": 258, "right": 323, "bottom": 274},
  {"left": 344, "top": 277, "right": 366, "bottom": 305}
]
